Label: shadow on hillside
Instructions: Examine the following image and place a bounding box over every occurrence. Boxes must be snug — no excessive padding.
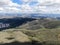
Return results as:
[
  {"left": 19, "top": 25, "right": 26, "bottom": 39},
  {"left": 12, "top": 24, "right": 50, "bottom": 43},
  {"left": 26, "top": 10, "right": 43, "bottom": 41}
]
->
[
  {"left": 0, "top": 17, "right": 36, "bottom": 31},
  {"left": 0, "top": 40, "right": 60, "bottom": 45},
  {"left": 0, "top": 41, "right": 42, "bottom": 45}
]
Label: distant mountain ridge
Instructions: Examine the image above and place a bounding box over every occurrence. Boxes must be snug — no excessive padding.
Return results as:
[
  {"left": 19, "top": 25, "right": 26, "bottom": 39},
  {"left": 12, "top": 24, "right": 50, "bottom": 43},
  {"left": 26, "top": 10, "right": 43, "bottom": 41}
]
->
[{"left": 0, "top": 13, "right": 60, "bottom": 19}]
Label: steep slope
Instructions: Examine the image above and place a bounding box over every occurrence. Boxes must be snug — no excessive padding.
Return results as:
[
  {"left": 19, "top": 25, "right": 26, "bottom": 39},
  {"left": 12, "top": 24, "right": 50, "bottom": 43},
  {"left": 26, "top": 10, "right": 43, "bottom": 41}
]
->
[
  {"left": 19, "top": 18, "right": 60, "bottom": 30},
  {"left": 0, "top": 29, "right": 31, "bottom": 44},
  {"left": 1, "top": 27, "right": 60, "bottom": 45}
]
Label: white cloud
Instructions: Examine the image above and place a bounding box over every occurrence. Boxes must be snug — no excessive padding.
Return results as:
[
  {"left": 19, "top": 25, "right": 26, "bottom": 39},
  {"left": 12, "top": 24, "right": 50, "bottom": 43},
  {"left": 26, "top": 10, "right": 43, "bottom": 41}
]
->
[
  {"left": 0, "top": 0, "right": 20, "bottom": 7},
  {"left": 0, "top": 7, "right": 4, "bottom": 11},
  {"left": 35, "top": 0, "right": 60, "bottom": 14},
  {"left": 21, "top": 0, "right": 30, "bottom": 3},
  {"left": 0, "top": 0, "right": 60, "bottom": 14},
  {"left": 0, "top": 0, "right": 21, "bottom": 13},
  {"left": 19, "top": 4, "right": 33, "bottom": 13},
  {"left": 19, "top": 0, "right": 60, "bottom": 14}
]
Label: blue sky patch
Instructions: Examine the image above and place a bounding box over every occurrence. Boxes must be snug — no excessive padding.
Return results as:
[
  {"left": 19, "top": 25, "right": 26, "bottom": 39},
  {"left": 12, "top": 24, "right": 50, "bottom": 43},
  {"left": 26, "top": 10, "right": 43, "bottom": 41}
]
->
[
  {"left": 12, "top": 0, "right": 23, "bottom": 4},
  {"left": 29, "top": 1, "right": 38, "bottom": 6}
]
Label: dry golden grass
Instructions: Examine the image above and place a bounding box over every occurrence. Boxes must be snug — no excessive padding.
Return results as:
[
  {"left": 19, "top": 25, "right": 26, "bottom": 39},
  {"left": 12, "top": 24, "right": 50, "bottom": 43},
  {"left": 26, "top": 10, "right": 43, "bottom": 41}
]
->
[
  {"left": 1, "top": 27, "right": 60, "bottom": 44},
  {"left": 0, "top": 29, "right": 31, "bottom": 44}
]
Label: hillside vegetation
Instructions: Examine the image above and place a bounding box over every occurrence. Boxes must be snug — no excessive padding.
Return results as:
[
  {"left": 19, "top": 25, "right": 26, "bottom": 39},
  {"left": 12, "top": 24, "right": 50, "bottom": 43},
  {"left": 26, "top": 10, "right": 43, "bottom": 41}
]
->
[
  {"left": 19, "top": 18, "right": 60, "bottom": 30},
  {"left": 1, "top": 27, "right": 60, "bottom": 45},
  {"left": 0, "top": 17, "right": 36, "bottom": 30},
  {"left": 0, "top": 18, "right": 60, "bottom": 45}
]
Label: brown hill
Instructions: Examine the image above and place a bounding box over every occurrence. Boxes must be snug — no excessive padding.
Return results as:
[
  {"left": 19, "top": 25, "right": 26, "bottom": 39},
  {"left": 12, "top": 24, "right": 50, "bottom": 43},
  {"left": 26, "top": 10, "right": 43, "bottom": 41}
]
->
[{"left": 19, "top": 18, "right": 60, "bottom": 30}]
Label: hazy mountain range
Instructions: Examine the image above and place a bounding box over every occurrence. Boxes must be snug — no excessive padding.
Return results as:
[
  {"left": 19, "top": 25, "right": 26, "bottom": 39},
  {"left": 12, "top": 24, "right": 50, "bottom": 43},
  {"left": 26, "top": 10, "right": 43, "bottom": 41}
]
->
[{"left": 0, "top": 13, "right": 60, "bottom": 19}]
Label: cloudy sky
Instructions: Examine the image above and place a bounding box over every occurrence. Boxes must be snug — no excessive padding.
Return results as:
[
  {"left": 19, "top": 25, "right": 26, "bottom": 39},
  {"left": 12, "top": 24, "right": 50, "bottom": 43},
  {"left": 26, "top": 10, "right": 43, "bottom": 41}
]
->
[{"left": 0, "top": 0, "right": 60, "bottom": 14}]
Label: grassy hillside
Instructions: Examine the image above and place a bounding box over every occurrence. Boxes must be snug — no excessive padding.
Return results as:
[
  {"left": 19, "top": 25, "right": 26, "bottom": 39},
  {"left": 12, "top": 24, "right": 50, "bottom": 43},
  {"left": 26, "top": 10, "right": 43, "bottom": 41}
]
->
[
  {"left": 19, "top": 18, "right": 60, "bottom": 30},
  {"left": 1, "top": 27, "right": 60, "bottom": 45},
  {"left": 0, "top": 18, "right": 60, "bottom": 45}
]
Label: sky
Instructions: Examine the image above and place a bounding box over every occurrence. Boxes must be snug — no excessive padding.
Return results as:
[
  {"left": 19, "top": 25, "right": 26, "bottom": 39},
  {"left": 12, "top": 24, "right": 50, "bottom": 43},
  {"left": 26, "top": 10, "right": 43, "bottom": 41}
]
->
[{"left": 0, "top": 0, "right": 60, "bottom": 14}]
